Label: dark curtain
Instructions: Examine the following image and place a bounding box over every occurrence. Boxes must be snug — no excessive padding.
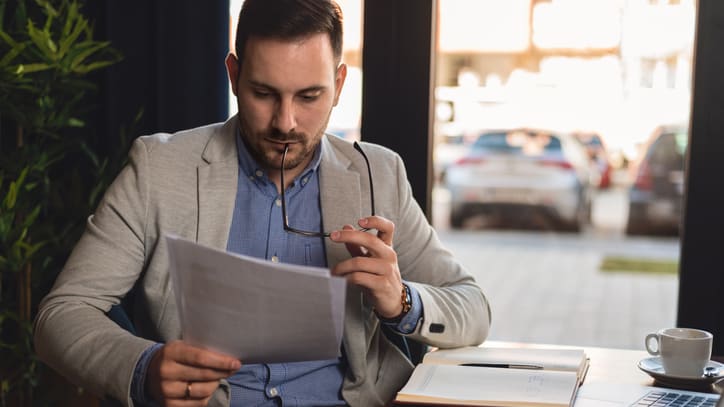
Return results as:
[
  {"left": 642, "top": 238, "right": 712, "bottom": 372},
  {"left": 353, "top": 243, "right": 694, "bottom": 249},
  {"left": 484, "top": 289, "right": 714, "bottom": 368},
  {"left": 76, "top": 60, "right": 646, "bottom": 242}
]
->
[
  {"left": 361, "top": 0, "right": 436, "bottom": 219},
  {"left": 678, "top": 0, "right": 724, "bottom": 356},
  {"left": 86, "top": 1, "right": 230, "bottom": 144}
]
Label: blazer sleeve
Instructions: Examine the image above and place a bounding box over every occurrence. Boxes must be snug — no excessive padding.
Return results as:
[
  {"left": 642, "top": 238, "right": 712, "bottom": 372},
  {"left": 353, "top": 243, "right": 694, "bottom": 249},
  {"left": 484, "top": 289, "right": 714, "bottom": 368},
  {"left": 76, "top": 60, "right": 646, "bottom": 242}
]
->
[
  {"left": 34, "top": 138, "right": 157, "bottom": 406},
  {"left": 387, "top": 152, "right": 492, "bottom": 348}
]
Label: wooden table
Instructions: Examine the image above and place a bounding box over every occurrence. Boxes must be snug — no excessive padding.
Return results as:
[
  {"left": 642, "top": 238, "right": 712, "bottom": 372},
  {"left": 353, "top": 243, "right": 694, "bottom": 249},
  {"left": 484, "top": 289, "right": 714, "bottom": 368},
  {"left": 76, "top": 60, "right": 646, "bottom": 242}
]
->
[
  {"left": 392, "top": 341, "right": 722, "bottom": 406},
  {"left": 486, "top": 341, "right": 653, "bottom": 385}
]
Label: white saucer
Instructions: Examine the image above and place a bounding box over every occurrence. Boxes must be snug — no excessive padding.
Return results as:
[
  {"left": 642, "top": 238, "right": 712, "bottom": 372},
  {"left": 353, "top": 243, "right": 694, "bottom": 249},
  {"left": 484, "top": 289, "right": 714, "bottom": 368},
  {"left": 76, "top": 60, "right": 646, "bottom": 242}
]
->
[{"left": 638, "top": 357, "right": 724, "bottom": 390}]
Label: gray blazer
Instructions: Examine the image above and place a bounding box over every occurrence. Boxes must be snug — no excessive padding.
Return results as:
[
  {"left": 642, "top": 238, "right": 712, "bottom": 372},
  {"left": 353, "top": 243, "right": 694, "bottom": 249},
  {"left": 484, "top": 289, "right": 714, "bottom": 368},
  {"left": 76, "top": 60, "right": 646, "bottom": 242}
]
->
[{"left": 34, "top": 116, "right": 491, "bottom": 407}]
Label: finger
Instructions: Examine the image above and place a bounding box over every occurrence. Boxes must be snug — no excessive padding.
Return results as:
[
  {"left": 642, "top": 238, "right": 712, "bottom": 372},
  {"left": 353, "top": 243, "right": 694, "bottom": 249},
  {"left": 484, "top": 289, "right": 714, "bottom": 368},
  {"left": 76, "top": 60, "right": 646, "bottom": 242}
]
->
[
  {"left": 182, "top": 380, "right": 221, "bottom": 400},
  {"left": 331, "top": 262, "right": 404, "bottom": 317},
  {"left": 332, "top": 256, "right": 393, "bottom": 278},
  {"left": 160, "top": 381, "right": 219, "bottom": 406},
  {"left": 164, "top": 397, "right": 213, "bottom": 407},
  {"left": 358, "top": 216, "right": 395, "bottom": 246},
  {"left": 331, "top": 228, "right": 394, "bottom": 259},
  {"left": 334, "top": 268, "right": 389, "bottom": 289},
  {"left": 340, "top": 224, "right": 366, "bottom": 257},
  {"left": 166, "top": 341, "right": 241, "bottom": 371},
  {"left": 163, "top": 362, "right": 237, "bottom": 382}
]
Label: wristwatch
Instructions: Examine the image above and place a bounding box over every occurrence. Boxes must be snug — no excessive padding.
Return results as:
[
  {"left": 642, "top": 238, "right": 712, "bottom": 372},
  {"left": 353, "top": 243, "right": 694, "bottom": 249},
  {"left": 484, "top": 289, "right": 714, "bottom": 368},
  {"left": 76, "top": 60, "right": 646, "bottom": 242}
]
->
[{"left": 378, "top": 283, "right": 412, "bottom": 324}]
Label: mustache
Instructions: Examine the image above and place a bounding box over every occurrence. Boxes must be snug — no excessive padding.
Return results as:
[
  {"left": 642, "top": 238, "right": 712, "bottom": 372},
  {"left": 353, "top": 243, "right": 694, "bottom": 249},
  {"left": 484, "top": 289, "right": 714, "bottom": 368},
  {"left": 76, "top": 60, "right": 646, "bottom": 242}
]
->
[{"left": 265, "top": 129, "right": 305, "bottom": 143}]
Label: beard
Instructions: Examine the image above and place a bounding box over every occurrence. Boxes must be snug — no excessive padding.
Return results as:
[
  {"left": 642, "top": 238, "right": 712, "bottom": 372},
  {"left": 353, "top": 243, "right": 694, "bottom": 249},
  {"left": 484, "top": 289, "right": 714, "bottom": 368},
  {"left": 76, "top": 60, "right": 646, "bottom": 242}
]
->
[{"left": 239, "top": 123, "right": 319, "bottom": 171}]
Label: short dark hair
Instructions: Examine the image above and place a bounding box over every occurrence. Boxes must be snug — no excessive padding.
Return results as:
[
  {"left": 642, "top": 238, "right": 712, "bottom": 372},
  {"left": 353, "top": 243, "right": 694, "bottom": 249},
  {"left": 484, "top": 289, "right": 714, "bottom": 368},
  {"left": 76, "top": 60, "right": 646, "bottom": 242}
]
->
[{"left": 234, "top": 0, "right": 344, "bottom": 66}]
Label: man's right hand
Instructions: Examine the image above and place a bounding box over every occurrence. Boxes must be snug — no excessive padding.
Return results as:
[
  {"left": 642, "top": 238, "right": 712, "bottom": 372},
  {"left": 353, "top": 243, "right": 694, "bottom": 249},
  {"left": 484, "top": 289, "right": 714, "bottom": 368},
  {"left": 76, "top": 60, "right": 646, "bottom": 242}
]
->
[{"left": 147, "top": 340, "right": 241, "bottom": 406}]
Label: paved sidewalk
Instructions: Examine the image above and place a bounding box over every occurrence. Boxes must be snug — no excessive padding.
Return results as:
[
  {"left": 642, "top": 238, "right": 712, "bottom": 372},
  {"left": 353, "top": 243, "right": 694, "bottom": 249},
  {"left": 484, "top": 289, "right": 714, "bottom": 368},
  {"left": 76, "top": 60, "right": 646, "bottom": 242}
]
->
[{"left": 436, "top": 230, "right": 680, "bottom": 351}]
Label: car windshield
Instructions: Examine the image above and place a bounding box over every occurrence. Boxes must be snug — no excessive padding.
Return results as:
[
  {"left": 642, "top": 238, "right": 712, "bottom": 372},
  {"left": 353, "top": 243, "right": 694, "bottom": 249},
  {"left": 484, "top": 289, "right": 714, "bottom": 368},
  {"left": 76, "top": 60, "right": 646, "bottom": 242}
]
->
[{"left": 473, "top": 130, "right": 562, "bottom": 156}]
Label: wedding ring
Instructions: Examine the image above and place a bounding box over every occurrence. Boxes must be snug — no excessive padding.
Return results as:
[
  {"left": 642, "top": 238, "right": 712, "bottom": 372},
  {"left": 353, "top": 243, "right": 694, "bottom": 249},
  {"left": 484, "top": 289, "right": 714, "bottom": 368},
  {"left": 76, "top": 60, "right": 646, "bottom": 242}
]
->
[{"left": 185, "top": 382, "right": 192, "bottom": 399}]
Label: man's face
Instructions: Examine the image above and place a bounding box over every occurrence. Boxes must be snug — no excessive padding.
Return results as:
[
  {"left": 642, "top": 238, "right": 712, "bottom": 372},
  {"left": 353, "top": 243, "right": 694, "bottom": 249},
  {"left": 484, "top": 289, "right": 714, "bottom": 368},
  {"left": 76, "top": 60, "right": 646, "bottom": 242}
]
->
[{"left": 226, "top": 33, "right": 347, "bottom": 173}]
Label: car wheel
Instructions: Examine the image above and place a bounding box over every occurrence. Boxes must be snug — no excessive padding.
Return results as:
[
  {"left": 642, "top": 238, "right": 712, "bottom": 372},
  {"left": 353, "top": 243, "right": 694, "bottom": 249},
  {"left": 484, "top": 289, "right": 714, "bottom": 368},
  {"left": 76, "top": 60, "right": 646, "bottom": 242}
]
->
[
  {"left": 558, "top": 218, "right": 581, "bottom": 233},
  {"left": 625, "top": 219, "right": 649, "bottom": 235},
  {"left": 625, "top": 203, "right": 649, "bottom": 235},
  {"left": 450, "top": 210, "right": 465, "bottom": 229},
  {"left": 559, "top": 194, "right": 589, "bottom": 233}
]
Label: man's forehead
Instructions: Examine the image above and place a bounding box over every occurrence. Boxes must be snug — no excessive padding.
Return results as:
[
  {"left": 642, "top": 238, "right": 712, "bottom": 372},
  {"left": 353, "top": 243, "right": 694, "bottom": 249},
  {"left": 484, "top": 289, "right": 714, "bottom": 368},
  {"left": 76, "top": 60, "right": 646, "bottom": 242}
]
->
[
  {"left": 244, "top": 33, "right": 336, "bottom": 60},
  {"left": 241, "top": 34, "right": 339, "bottom": 90}
]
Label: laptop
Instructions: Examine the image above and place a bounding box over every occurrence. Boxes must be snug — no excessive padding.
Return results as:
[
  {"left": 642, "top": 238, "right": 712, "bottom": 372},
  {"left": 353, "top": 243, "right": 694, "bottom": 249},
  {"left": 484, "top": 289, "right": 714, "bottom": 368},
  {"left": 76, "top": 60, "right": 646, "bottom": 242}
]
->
[{"left": 575, "top": 382, "right": 721, "bottom": 407}]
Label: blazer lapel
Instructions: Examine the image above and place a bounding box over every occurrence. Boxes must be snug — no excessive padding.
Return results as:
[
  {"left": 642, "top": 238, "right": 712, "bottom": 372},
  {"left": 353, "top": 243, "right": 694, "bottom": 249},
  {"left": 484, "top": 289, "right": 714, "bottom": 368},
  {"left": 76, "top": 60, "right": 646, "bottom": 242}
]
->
[
  {"left": 197, "top": 117, "right": 239, "bottom": 250},
  {"left": 319, "top": 137, "right": 364, "bottom": 264},
  {"left": 319, "top": 136, "right": 370, "bottom": 385}
]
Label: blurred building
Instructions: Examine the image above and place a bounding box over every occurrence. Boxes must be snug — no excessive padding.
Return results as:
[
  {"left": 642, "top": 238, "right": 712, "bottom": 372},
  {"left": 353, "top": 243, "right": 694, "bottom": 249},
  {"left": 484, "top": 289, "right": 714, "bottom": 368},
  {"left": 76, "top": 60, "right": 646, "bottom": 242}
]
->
[{"left": 434, "top": 0, "right": 696, "bottom": 163}]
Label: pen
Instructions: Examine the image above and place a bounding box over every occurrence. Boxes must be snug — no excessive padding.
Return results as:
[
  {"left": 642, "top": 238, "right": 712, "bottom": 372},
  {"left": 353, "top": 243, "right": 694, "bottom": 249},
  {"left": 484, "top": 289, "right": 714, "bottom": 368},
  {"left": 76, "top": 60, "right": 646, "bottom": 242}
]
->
[{"left": 460, "top": 363, "right": 544, "bottom": 370}]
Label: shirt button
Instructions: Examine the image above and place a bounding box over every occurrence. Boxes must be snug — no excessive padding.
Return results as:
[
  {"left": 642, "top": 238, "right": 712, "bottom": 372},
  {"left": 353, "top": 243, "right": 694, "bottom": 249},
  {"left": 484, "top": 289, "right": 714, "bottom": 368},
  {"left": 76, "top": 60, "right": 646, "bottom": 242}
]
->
[
  {"left": 268, "top": 387, "right": 279, "bottom": 397},
  {"left": 255, "top": 170, "right": 263, "bottom": 177},
  {"left": 271, "top": 256, "right": 279, "bottom": 263},
  {"left": 275, "top": 198, "right": 281, "bottom": 207},
  {"left": 301, "top": 177, "right": 308, "bottom": 185},
  {"left": 404, "top": 323, "right": 412, "bottom": 331}
]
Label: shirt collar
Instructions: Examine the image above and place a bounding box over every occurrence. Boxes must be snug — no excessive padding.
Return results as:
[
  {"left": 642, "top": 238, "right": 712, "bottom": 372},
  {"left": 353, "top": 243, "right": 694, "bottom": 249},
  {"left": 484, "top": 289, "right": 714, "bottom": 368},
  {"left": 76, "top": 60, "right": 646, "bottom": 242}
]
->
[{"left": 236, "top": 131, "right": 323, "bottom": 183}]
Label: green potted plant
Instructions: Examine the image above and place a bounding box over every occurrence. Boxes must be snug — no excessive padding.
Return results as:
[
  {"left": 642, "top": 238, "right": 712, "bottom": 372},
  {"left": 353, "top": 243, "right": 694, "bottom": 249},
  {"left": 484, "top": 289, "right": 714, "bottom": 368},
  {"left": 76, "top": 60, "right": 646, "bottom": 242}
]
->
[{"left": 0, "top": 0, "right": 124, "bottom": 405}]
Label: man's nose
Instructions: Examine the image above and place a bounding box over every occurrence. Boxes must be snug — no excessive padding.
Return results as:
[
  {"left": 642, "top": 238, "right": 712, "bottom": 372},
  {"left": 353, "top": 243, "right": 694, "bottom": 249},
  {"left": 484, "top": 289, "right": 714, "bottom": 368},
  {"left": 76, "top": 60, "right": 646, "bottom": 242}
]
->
[{"left": 273, "top": 98, "right": 297, "bottom": 134}]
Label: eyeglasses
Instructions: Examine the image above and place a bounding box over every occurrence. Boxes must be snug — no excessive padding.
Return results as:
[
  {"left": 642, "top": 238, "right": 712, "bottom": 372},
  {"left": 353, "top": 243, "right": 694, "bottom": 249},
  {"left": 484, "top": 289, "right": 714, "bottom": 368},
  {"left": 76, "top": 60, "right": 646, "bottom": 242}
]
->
[{"left": 281, "top": 141, "right": 375, "bottom": 238}]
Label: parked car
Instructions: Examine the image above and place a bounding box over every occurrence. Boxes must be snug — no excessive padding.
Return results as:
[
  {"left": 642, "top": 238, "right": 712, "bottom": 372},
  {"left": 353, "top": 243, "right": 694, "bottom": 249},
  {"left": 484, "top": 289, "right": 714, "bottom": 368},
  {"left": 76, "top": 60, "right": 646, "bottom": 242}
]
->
[
  {"left": 445, "top": 128, "right": 593, "bottom": 232},
  {"left": 573, "top": 131, "right": 613, "bottom": 189},
  {"left": 434, "top": 134, "right": 472, "bottom": 183},
  {"left": 625, "top": 125, "right": 687, "bottom": 236}
]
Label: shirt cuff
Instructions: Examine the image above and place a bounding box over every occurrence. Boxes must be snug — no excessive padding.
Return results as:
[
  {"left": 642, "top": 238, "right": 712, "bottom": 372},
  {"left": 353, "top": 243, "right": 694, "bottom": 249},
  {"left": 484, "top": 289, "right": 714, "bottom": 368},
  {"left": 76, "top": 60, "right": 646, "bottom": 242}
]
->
[
  {"left": 131, "top": 342, "right": 163, "bottom": 406},
  {"left": 382, "top": 282, "right": 423, "bottom": 334}
]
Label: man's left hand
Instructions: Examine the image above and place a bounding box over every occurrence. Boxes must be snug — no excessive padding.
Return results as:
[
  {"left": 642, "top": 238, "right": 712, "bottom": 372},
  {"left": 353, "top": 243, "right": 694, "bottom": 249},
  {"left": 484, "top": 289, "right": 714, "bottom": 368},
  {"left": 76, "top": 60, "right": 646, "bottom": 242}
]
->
[{"left": 330, "top": 216, "right": 404, "bottom": 318}]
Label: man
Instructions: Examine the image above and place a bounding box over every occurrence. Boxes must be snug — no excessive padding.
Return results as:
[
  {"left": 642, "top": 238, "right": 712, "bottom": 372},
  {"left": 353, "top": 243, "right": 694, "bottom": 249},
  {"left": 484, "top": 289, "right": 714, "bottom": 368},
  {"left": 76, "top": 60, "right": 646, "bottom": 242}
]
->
[{"left": 33, "top": 0, "right": 491, "bottom": 406}]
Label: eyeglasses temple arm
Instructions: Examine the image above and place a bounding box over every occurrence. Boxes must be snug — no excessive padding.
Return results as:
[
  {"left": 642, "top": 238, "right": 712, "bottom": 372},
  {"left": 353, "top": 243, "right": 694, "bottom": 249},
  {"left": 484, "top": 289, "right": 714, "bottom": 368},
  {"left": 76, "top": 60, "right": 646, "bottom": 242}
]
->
[
  {"left": 353, "top": 141, "right": 375, "bottom": 216},
  {"left": 281, "top": 144, "right": 290, "bottom": 227}
]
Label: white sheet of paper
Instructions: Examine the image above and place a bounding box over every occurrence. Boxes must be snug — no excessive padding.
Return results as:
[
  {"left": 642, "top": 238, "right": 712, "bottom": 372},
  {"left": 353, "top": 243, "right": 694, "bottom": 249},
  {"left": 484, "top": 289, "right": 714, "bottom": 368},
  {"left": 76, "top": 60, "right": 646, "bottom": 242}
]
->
[{"left": 166, "top": 235, "right": 346, "bottom": 364}]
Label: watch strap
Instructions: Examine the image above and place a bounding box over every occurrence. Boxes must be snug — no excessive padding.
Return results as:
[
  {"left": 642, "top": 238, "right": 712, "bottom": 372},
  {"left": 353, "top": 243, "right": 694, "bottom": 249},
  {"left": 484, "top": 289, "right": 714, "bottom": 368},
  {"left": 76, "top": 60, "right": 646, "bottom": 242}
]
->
[{"left": 377, "top": 283, "right": 412, "bottom": 324}]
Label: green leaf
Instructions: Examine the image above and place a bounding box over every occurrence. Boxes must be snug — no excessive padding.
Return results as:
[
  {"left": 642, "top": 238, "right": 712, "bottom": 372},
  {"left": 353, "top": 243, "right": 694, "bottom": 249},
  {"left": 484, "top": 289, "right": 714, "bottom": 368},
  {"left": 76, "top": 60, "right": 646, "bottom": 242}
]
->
[
  {"left": 0, "top": 29, "right": 20, "bottom": 48},
  {"left": 37, "top": 0, "right": 59, "bottom": 21},
  {"left": 3, "top": 181, "right": 16, "bottom": 208},
  {"left": 58, "top": 11, "right": 88, "bottom": 60},
  {"left": 73, "top": 60, "right": 117, "bottom": 74},
  {"left": 0, "top": 41, "right": 27, "bottom": 67},
  {"left": 15, "top": 63, "right": 53, "bottom": 74},
  {"left": 67, "top": 117, "right": 85, "bottom": 127},
  {"left": 68, "top": 41, "right": 109, "bottom": 70},
  {"left": 61, "top": 0, "right": 78, "bottom": 38},
  {"left": 23, "top": 205, "right": 42, "bottom": 228},
  {"left": 26, "top": 19, "right": 57, "bottom": 60},
  {"left": 3, "top": 166, "right": 29, "bottom": 209}
]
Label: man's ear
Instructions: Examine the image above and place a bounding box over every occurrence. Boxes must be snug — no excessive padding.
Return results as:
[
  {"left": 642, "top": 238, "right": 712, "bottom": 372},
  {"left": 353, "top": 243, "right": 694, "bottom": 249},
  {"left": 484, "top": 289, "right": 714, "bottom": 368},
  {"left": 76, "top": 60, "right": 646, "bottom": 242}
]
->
[
  {"left": 333, "top": 63, "right": 348, "bottom": 107},
  {"left": 225, "top": 53, "right": 240, "bottom": 96}
]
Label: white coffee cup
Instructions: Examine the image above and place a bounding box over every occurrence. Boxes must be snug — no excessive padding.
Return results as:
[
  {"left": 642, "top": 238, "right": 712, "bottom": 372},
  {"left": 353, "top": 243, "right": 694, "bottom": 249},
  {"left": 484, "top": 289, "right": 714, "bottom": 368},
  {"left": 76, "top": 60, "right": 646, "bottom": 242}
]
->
[{"left": 645, "top": 327, "right": 713, "bottom": 378}]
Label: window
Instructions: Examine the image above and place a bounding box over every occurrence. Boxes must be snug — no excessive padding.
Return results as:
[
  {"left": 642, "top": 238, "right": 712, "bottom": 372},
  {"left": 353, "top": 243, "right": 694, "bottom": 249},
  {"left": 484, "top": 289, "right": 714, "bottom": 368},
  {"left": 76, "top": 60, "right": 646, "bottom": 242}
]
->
[{"left": 432, "top": 0, "right": 695, "bottom": 349}]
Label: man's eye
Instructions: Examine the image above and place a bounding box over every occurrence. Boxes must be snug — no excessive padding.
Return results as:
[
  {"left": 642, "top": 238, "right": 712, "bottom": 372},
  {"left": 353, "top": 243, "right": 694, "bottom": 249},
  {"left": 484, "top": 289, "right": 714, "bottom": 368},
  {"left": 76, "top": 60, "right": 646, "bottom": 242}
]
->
[
  {"left": 300, "top": 93, "right": 320, "bottom": 102},
  {"left": 253, "top": 90, "right": 272, "bottom": 98}
]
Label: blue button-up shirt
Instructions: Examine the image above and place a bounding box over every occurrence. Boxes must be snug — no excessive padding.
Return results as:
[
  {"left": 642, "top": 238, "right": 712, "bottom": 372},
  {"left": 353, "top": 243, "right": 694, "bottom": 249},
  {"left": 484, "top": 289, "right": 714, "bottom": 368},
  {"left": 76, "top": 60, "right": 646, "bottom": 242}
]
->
[{"left": 224, "top": 135, "right": 345, "bottom": 406}]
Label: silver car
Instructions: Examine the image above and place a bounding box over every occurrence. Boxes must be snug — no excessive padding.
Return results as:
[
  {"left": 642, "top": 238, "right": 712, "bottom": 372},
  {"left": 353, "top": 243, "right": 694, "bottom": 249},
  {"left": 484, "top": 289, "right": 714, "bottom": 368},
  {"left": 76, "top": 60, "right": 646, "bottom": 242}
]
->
[{"left": 445, "top": 128, "right": 593, "bottom": 232}]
